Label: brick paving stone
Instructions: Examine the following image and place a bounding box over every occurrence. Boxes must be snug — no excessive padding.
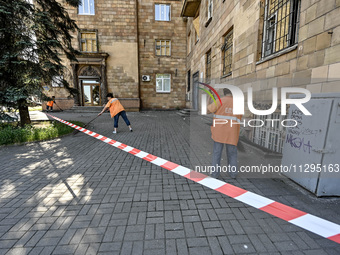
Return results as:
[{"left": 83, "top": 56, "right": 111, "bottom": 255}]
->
[
  {"left": 6, "top": 247, "right": 31, "bottom": 255},
  {"left": 0, "top": 111, "right": 339, "bottom": 254}
]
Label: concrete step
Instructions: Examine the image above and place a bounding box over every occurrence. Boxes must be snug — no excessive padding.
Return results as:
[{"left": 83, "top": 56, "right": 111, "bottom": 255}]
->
[
  {"left": 177, "top": 108, "right": 198, "bottom": 117},
  {"left": 66, "top": 106, "right": 103, "bottom": 113},
  {"left": 182, "top": 108, "right": 198, "bottom": 113}
]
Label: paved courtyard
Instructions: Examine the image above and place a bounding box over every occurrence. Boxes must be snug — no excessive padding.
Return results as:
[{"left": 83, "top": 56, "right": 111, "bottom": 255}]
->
[{"left": 0, "top": 111, "right": 339, "bottom": 255}]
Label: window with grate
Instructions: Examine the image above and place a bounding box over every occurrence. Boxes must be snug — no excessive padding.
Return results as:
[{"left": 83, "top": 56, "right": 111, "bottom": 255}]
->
[
  {"left": 155, "top": 40, "right": 171, "bottom": 56},
  {"left": 262, "top": 0, "right": 300, "bottom": 58},
  {"left": 206, "top": 50, "right": 211, "bottom": 82},
  {"left": 222, "top": 29, "right": 233, "bottom": 76},
  {"left": 80, "top": 32, "right": 97, "bottom": 53},
  {"left": 79, "top": 0, "right": 95, "bottom": 15},
  {"left": 252, "top": 113, "right": 286, "bottom": 153}
]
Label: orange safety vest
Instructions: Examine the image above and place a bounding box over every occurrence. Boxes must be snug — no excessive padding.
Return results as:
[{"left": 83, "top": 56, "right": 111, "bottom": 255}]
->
[
  {"left": 208, "top": 96, "right": 243, "bottom": 146},
  {"left": 105, "top": 98, "right": 125, "bottom": 118},
  {"left": 47, "top": 100, "right": 54, "bottom": 107}
]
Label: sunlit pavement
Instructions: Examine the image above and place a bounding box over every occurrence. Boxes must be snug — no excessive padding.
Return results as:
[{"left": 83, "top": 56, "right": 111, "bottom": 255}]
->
[{"left": 0, "top": 111, "right": 339, "bottom": 255}]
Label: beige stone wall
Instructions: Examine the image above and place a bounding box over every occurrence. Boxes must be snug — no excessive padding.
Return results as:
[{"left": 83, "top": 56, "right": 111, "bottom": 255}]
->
[
  {"left": 138, "top": 0, "right": 187, "bottom": 109},
  {"left": 185, "top": 0, "right": 340, "bottom": 116}
]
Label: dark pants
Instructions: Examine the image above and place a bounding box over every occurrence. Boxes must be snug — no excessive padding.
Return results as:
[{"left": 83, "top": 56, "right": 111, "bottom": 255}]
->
[
  {"left": 46, "top": 106, "right": 53, "bottom": 111},
  {"left": 114, "top": 111, "right": 130, "bottom": 128},
  {"left": 211, "top": 141, "right": 238, "bottom": 178}
]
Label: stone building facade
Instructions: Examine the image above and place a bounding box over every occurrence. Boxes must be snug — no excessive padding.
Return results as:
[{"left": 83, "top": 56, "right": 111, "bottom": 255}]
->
[
  {"left": 138, "top": 0, "right": 187, "bottom": 109},
  {"left": 181, "top": 0, "right": 340, "bottom": 152},
  {"left": 44, "top": 0, "right": 187, "bottom": 111}
]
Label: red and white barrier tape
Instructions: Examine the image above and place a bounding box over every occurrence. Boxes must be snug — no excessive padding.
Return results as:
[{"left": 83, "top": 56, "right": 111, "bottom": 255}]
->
[{"left": 49, "top": 114, "right": 340, "bottom": 244}]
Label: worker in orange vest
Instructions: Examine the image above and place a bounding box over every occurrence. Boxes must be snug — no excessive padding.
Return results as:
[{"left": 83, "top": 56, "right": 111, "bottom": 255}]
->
[
  {"left": 98, "top": 93, "right": 133, "bottom": 134},
  {"left": 46, "top": 96, "right": 56, "bottom": 112},
  {"left": 208, "top": 88, "right": 243, "bottom": 179}
]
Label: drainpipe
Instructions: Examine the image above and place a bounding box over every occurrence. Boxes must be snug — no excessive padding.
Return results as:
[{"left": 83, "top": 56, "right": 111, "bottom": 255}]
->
[{"left": 135, "top": 0, "right": 141, "bottom": 109}]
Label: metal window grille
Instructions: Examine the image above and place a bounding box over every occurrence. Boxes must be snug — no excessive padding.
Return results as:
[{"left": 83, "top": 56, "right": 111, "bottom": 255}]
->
[
  {"left": 206, "top": 50, "right": 211, "bottom": 81},
  {"left": 80, "top": 32, "right": 97, "bottom": 53},
  {"left": 79, "top": 0, "right": 95, "bottom": 15},
  {"left": 262, "top": 0, "right": 300, "bottom": 58},
  {"left": 252, "top": 113, "right": 286, "bottom": 153},
  {"left": 222, "top": 29, "right": 233, "bottom": 76},
  {"left": 155, "top": 40, "right": 171, "bottom": 56}
]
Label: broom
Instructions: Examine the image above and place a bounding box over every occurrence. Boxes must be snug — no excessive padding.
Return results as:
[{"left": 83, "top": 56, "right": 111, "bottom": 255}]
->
[
  {"left": 73, "top": 114, "right": 101, "bottom": 135},
  {"left": 54, "top": 101, "right": 64, "bottom": 112}
]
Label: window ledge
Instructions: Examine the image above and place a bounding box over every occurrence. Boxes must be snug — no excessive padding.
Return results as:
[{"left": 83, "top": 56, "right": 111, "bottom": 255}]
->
[
  {"left": 156, "top": 91, "right": 171, "bottom": 94},
  {"left": 256, "top": 44, "right": 298, "bottom": 65},
  {"left": 205, "top": 17, "right": 212, "bottom": 28},
  {"left": 78, "top": 14, "right": 95, "bottom": 16}
]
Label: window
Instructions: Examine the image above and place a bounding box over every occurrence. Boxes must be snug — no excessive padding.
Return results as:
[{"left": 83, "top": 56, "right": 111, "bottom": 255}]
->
[
  {"left": 262, "top": 0, "right": 300, "bottom": 58},
  {"left": 253, "top": 113, "right": 285, "bottom": 153},
  {"left": 206, "top": 50, "right": 211, "bottom": 82},
  {"left": 155, "top": 40, "right": 171, "bottom": 56},
  {"left": 207, "top": 0, "right": 213, "bottom": 19},
  {"left": 156, "top": 74, "right": 171, "bottom": 92},
  {"left": 187, "top": 70, "right": 191, "bottom": 92},
  {"left": 79, "top": 0, "right": 95, "bottom": 15},
  {"left": 80, "top": 32, "right": 97, "bottom": 52},
  {"left": 155, "top": 4, "right": 171, "bottom": 21},
  {"left": 51, "top": 76, "right": 64, "bottom": 87},
  {"left": 222, "top": 29, "right": 233, "bottom": 76}
]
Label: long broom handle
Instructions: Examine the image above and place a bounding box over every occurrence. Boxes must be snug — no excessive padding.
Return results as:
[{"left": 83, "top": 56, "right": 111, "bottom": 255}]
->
[
  {"left": 53, "top": 101, "right": 63, "bottom": 111},
  {"left": 86, "top": 115, "right": 100, "bottom": 126},
  {"left": 73, "top": 114, "right": 102, "bottom": 135}
]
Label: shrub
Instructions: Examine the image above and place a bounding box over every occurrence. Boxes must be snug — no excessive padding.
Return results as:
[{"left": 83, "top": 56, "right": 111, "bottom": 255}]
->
[{"left": 0, "top": 121, "right": 83, "bottom": 146}]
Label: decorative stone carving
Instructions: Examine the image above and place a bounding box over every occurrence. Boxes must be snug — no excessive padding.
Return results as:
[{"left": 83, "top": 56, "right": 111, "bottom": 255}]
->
[{"left": 79, "top": 65, "right": 101, "bottom": 77}]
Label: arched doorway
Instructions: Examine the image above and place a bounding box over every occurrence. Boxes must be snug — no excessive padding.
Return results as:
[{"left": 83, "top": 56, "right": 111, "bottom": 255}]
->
[{"left": 78, "top": 65, "right": 102, "bottom": 106}]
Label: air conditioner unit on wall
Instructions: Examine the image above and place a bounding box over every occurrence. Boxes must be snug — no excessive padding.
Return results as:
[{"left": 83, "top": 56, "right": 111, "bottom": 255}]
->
[{"left": 142, "top": 75, "right": 151, "bottom": 82}]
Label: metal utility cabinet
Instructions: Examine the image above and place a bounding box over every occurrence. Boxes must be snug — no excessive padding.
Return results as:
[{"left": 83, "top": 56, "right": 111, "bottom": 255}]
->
[{"left": 282, "top": 93, "right": 340, "bottom": 197}]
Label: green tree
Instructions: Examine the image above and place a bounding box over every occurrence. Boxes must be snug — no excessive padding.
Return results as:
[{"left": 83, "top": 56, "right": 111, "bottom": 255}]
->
[{"left": 0, "top": 0, "right": 79, "bottom": 126}]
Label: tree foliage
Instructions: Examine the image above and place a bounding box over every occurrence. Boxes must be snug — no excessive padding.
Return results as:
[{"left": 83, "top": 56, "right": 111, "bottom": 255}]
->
[{"left": 0, "top": 0, "right": 80, "bottom": 125}]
